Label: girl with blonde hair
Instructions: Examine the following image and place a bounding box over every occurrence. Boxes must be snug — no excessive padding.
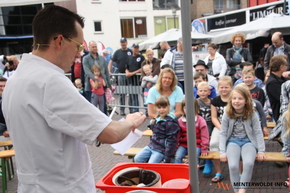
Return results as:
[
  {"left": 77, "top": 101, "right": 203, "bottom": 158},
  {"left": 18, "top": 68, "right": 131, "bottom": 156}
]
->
[{"left": 220, "top": 86, "right": 266, "bottom": 193}]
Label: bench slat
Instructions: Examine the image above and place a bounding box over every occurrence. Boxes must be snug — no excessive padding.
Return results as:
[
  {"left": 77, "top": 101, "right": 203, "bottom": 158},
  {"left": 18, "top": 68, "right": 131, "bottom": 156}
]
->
[
  {"left": 0, "top": 141, "right": 13, "bottom": 147},
  {"left": 114, "top": 148, "right": 287, "bottom": 162},
  {"left": 200, "top": 151, "right": 286, "bottom": 162},
  {"left": 143, "top": 130, "right": 280, "bottom": 141},
  {"left": 0, "top": 150, "right": 15, "bottom": 158}
]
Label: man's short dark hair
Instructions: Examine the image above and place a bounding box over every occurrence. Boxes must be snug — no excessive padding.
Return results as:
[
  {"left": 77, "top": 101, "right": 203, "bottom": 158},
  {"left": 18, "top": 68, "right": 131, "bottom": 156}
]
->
[
  {"left": 0, "top": 76, "right": 7, "bottom": 82},
  {"left": 32, "top": 5, "right": 84, "bottom": 51}
]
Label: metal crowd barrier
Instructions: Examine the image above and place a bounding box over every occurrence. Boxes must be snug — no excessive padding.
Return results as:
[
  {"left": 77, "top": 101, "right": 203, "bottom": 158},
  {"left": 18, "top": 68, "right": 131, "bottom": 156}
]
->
[{"left": 108, "top": 73, "right": 147, "bottom": 115}]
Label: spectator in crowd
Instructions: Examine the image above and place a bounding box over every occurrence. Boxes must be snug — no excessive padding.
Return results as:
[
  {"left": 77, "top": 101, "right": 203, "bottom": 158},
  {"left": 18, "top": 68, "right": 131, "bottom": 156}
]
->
[
  {"left": 125, "top": 43, "right": 145, "bottom": 113},
  {"left": 0, "top": 55, "right": 19, "bottom": 76},
  {"left": 108, "top": 37, "right": 132, "bottom": 116},
  {"left": 173, "top": 98, "right": 209, "bottom": 166},
  {"left": 141, "top": 48, "right": 160, "bottom": 79},
  {"left": 83, "top": 41, "right": 111, "bottom": 103},
  {"left": 0, "top": 76, "right": 6, "bottom": 100},
  {"left": 197, "top": 81, "right": 214, "bottom": 175},
  {"left": 261, "top": 70, "right": 273, "bottom": 122},
  {"left": 266, "top": 54, "right": 288, "bottom": 122},
  {"left": 255, "top": 43, "right": 270, "bottom": 81},
  {"left": 90, "top": 65, "right": 106, "bottom": 113},
  {"left": 169, "top": 38, "right": 186, "bottom": 89},
  {"left": 193, "top": 60, "right": 218, "bottom": 94},
  {"left": 264, "top": 32, "right": 290, "bottom": 71},
  {"left": 147, "top": 68, "right": 183, "bottom": 119},
  {"left": 281, "top": 103, "right": 290, "bottom": 164},
  {"left": 269, "top": 78, "right": 290, "bottom": 143},
  {"left": 242, "top": 68, "right": 266, "bottom": 107},
  {"left": 160, "top": 64, "right": 184, "bottom": 91},
  {"left": 226, "top": 33, "right": 253, "bottom": 82},
  {"left": 203, "top": 43, "right": 227, "bottom": 79},
  {"left": 160, "top": 41, "right": 174, "bottom": 66},
  {"left": 159, "top": 41, "right": 171, "bottom": 51},
  {"left": 0, "top": 76, "right": 8, "bottom": 137},
  {"left": 220, "top": 86, "right": 265, "bottom": 193},
  {"left": 193, "top": 72, "right": 216, "bottom": 99},
  {"left": 2, "top": 5, "right": 146, "bottom": 192},
  {"left": 70, "top": 49, "right": 89, "bottom": 86},
  {"left": 102, "top": 49, "right": 111, "bottom": 65},
  {"left": 74, "top": 78, "right": 85, "bottom": 97},
  {"left": 234, "top": 62, "right": 264, "bottom": 88},
  {"left": 135, "top": 96, "right": 180, "bottom": 163},
  {"left": 210, "top": 76, "right": 233, "bottom": 183},
  {"left": 141, "top": 64, "right": 158, "bottom": 116}
]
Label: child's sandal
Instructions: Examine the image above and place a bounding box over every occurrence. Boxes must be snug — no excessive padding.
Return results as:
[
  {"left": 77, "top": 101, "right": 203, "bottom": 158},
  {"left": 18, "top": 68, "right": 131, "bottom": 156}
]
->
[{"left": 211, "top": 173, "right": 224, "bottom": 183}]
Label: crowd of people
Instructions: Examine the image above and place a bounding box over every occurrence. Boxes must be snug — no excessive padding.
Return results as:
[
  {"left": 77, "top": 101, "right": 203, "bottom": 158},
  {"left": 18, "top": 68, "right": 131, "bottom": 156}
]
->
[
  {"left": 102, "top": 32, "right": 290, "bottom": 193},
  {"left": 1, "top": 5, "right": 290, "bottom": 193}
]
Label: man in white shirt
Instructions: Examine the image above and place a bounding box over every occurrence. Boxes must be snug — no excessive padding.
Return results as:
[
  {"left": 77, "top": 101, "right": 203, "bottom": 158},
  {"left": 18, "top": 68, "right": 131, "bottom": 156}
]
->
[{"left": 2, "top": 5, "right": 146, "bottom": 193}]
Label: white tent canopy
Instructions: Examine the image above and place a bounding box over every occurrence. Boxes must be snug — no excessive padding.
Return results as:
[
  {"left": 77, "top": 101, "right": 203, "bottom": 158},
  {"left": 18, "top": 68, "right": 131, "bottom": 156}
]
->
[
  {"left": 211, "top": 13, "right": 290, "bottom": 44},
  {"left": 0, "top": 0, "right": 70, "bottom": 7},
  {"left": 139, "top": 28, "right": 212, "bottom": 51}
]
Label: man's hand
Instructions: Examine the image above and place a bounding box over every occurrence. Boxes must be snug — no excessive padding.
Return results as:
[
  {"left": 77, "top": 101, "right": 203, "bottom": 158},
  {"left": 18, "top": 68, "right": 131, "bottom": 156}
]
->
[{"left": 125, "top": 112, "right": 146, "bottom": 131}]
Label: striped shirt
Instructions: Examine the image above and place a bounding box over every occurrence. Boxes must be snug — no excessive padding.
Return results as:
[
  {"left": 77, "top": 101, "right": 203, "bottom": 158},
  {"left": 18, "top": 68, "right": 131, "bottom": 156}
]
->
[{"left": 173, "top": 52, "right": 184, "bottom": 81}]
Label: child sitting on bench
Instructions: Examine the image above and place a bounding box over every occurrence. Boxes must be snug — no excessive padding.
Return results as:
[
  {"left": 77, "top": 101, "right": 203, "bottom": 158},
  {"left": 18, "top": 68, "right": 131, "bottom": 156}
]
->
[{"left": 134, "top": 96, "right": 180, "bottom": 163}]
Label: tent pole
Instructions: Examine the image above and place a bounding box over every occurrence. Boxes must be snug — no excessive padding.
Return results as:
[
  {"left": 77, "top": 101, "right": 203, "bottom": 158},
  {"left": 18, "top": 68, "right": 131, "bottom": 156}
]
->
[{"left": 180, "top": 1, "right": 199, "bottom": 193}]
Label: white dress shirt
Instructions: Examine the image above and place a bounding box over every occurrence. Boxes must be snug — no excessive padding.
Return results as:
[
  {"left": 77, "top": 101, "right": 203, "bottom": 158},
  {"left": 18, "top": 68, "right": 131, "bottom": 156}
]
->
[{"left": 2, "top": 53, "right": 112, "bottom": 193}]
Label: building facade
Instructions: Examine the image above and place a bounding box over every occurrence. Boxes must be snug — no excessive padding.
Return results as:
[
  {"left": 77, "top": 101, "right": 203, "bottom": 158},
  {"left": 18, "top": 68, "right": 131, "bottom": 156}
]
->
[{"left": 0, "top": 0, "right": 283, "bottom": 55}]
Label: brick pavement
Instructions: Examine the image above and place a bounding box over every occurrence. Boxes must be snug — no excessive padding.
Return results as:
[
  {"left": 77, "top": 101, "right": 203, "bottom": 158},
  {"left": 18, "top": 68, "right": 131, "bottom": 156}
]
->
[{"left": 1, "top": 112, "right": 290, "bottom": 193}]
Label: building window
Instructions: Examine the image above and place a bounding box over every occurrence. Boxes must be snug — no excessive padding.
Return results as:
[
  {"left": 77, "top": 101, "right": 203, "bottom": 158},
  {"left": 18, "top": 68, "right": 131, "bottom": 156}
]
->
[
  {"left": 226, "top": 0, "right": 235, "bottom": 9},
  {"left": 120, "top": 17, "right": 147, "bottom": 38},
  {"left": 153, "top": 0, "right": 179, "bottom": 10},
  {"left": 94, "top": 21, "right": 102, "bottom": 32},
  {"left": 154, "top": 16, "right": 179, "bottom": 35},
  {"left": 214, "top": 0, "right": 224, "bottom": 9},
  {"left": 0, "top": 4, "right": 41, "bottom": 36}
]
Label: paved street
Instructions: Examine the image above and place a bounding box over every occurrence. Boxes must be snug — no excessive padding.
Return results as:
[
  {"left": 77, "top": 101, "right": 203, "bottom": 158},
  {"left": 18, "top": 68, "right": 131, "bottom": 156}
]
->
[{"left": 1, "top": 112, "right": 289, "bottom": 193}]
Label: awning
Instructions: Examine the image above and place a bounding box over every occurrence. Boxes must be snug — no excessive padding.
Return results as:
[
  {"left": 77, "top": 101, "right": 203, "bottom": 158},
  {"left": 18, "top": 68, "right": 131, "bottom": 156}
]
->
[{"left": 0, "top": 35, "right": 33, "bottom": 39}]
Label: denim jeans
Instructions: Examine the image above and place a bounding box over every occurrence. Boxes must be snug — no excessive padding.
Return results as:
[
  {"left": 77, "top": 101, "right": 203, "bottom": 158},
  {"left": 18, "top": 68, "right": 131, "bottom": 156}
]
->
[
  {"left": 129, "top": 93, "right": 139, "bottom": 113},
  {"left": 173, "top": 146, "right": 201, "bottom": 164},
  {"left": 134, "top": 146, "right": 164, "bottom": 163},
  {"left": 227, "top": 138, "right": 253, "bottom": 148},
  {"left": 91, "top": 93, "right": 106, "bottom": 114}
]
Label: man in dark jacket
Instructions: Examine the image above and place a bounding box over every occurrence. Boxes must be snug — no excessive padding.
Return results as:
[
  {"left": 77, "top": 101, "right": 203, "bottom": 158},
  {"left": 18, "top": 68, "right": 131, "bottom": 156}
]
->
[
  {"left": 266, "top": 55, "right": 288, "bottom": 122},
  {"left": 264, "top": 32, "right": 290, "bottom": 71}
]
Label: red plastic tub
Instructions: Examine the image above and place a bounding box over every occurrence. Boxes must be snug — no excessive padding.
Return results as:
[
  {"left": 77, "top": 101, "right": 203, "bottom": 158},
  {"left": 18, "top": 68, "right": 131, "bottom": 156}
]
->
[{"left": 96, "top": 163, "right": 190, "bottom": 193}]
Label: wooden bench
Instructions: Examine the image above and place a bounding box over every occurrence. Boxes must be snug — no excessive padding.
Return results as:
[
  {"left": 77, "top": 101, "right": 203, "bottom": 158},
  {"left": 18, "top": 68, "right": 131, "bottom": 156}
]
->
[
  {"left": 114, "top": 148, "right": 287, "bottom": 162},
  {"left": 0, "top": 149, "right": 15, "bottom": 193},
  {"left": 142, "top": 130, "right": 280, "bottom": 141},
  {"left": 267, "top": 122, "right": 276, "bottom": 128},
  {"left": 0, "top": 140, "right": 13, "bottom": 150},
  {"left": 200, "top": 151, "right": 287, "bottom": 162}
]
